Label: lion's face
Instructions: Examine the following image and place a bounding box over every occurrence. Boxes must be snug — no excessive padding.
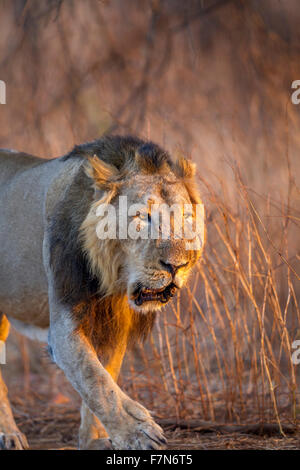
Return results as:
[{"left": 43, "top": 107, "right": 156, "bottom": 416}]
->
[
  {"left": 82, "top": 139, "right": 204, "bottom": 313},
  {"left": 118, "top": 172, "right": 203, "bottom": 313}
]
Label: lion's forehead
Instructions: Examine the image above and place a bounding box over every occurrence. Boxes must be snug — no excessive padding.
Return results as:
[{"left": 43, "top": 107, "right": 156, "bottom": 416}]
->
[{"left": 123, "top": 175, "right": 191, "bottom": 206}]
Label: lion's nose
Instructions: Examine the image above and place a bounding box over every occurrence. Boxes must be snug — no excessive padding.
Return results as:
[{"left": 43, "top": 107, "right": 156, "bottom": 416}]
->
[{"left": 160, "top": 260, "right": 189, "bottom": 277}]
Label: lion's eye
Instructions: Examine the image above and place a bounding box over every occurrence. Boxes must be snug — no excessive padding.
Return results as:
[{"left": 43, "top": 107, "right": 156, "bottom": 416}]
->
[{"left": 136, "top": 211, "right": 151, "bottom": 223}]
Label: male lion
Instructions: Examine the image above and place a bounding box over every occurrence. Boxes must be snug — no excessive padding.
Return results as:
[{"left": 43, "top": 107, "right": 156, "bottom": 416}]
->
[{"left": 0, "top": 135, "right": 204, "bottom": 450}]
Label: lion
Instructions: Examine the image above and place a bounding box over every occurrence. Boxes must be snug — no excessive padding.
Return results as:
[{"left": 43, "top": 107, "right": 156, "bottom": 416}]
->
[{"left": 0, "top": 135, "right": 204, "bottom": 450}]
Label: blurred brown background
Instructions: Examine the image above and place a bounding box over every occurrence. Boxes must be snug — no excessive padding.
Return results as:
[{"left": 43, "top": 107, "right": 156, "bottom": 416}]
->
[{"left": 0, "top": 0, "right": 300, "bottom": 448}]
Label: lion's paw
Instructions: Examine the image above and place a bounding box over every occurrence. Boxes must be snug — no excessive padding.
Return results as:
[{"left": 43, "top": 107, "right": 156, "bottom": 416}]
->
[
  {"left": 110, "top": 399, "right": 167, "bottom": 450},
  {"left": 0, "top": 431, "right": 29, "bottom": 450}
]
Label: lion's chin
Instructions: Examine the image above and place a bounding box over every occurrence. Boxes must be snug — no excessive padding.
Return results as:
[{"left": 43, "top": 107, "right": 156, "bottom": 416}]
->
[{"left": 128, "top": 297, "right": 167, "bottom": 313}]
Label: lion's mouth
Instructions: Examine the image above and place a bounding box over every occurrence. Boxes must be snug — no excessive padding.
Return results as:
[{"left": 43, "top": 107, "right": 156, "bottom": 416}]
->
[{"left": 132, "top": 282, "right": 178, "bottom": 306}]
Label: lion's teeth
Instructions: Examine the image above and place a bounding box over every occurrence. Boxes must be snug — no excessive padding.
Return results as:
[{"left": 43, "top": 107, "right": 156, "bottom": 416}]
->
[{"left": 135, "top": 282, "right": 178, "bottom": 305}]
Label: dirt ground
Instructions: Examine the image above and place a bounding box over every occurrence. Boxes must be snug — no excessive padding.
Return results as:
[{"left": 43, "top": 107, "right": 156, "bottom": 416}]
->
[
  {"left": 10, "top": 393, "right": 300, "bottom": 450},
  {"left": 5, "top": 337, "right": 300, "bottom": 451}
]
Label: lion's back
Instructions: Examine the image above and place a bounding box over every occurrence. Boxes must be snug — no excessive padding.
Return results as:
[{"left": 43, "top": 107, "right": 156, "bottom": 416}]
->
[
  {"left": 0, "top": 149, "right": 48, "bottom": 188},
  {"left": 0, "top": 149, "right": 85, "bottom": 326}
]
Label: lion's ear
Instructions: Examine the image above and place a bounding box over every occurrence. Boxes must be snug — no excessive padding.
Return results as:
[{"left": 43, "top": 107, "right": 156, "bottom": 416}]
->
[
  {"left": 175, "top": 156, "right": 202, "bottom": 204},
  {"left": 86, "top": 154, "right": 119, "bottom": 188},
  {"left": 175, "top": 156, "right": 196, "bottom": 179}
]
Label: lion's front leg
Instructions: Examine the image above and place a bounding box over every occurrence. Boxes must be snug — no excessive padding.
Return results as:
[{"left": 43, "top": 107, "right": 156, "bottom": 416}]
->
[
  {"left": 0, "top": 314, "right": 28, "bottom": 450},
  {"left": 0, "top": 369, "right": 28, "bottom": 450},
  {"left": 79, "top": 342, "right": 127, "bottom": 450},
  {"left": 48, "top": 298, "right": 166, "bottom": 450},
  {"left": 79, "top": 341, "right": 127, "bottom": 450}
]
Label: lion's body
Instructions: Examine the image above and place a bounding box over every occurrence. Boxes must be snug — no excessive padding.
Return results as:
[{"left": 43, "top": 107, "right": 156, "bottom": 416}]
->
[
  {"left": 0, "top": 136, "right": 204, "bottom": 450},
  {"left": 0, "top": 150, "right": 83, "bottom": 332}
]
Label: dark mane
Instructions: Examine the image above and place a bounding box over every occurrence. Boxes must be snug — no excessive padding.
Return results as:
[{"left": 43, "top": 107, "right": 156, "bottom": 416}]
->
[
  {"left": 62, "top": 134, "right": 173, "bottom": 173},
  {"left": 48, "top": 165, "right": 100, "bottom": 306},
  {"left": 48, "top": 135, "right": 164, "bottom": 350},
  {"left": 49, "top": 135, "right": 174, "bottom": 306}
]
